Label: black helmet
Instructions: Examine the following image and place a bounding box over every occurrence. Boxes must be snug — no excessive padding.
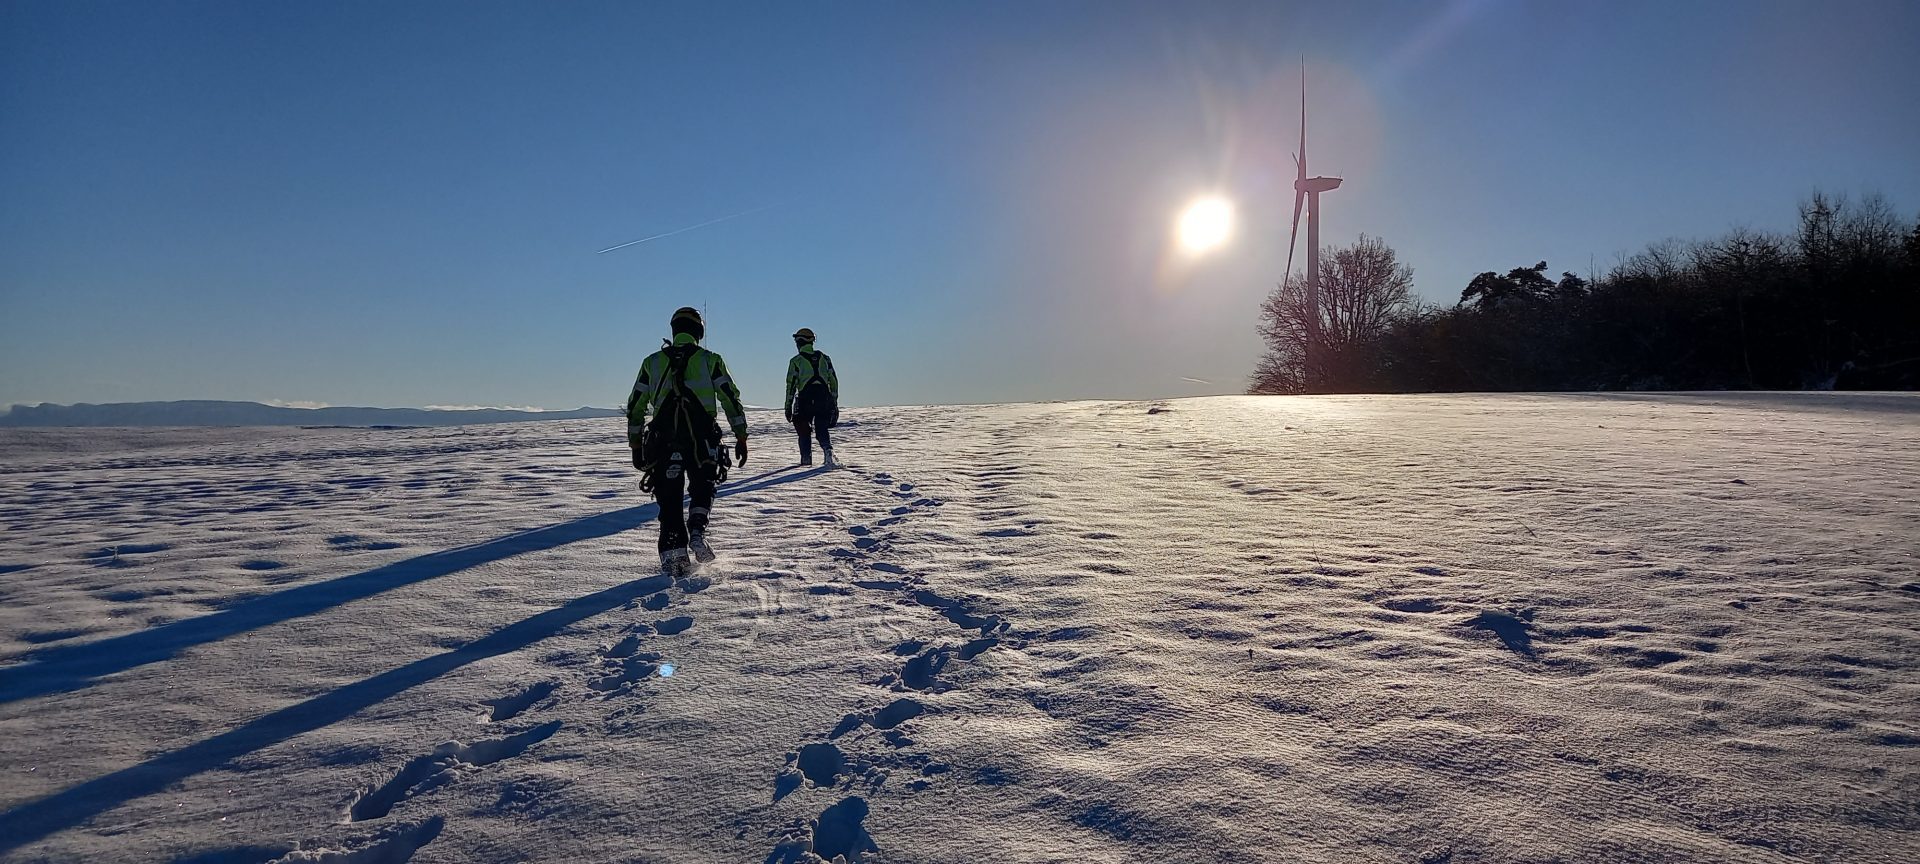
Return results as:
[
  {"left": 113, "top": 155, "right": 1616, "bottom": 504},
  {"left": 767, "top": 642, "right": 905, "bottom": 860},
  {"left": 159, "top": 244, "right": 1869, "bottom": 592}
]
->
[
  {"left": 670, "top": 306, "right": 704, "bottom": 340},
  {"left": 792, "top": 327, "right": 815, "bottom": 344}
]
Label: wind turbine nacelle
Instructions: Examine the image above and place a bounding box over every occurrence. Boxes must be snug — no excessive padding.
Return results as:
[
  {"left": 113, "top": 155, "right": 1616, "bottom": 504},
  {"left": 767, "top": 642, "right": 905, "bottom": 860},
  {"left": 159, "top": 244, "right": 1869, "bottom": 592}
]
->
[{"left": 1297, "top": 177, "right": 1343, "bottom": 193}]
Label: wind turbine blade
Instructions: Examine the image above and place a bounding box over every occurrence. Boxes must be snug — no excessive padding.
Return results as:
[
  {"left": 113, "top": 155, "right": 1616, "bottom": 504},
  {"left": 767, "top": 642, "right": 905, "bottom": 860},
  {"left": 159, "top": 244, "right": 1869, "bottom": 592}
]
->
[{"left": 1299, "top": 62, "right": 1308, "bottom": 179}]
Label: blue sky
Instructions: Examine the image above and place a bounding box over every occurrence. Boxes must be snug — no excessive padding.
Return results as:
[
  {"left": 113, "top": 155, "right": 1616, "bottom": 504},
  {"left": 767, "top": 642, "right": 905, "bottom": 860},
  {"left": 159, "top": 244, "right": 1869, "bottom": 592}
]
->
[{"left": 3, "top": 0, "right": 1917, "bottom": 410}]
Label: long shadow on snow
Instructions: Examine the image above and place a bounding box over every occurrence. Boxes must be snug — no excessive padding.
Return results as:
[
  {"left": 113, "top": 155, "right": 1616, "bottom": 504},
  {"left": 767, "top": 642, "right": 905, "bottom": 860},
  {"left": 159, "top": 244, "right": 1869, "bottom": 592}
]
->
[
  {"left": 0, "top": 465, "right": 822, "bottom": 706},
  {"left": 0, "top": 572, "right": 672, "bottom": 854}
]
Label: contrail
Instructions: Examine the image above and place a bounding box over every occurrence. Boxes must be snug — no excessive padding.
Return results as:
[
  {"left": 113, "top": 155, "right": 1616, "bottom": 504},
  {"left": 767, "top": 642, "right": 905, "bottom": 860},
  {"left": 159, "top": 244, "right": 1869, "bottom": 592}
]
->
[{"left": 596, "top": 203, "right": 778, "bottom": 254}]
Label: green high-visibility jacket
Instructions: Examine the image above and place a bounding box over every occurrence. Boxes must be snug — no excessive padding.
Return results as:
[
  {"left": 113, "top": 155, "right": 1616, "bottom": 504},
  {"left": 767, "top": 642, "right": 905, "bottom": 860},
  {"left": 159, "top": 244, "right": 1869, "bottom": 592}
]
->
[
  {"left": 626, "top": 333, "right": 748, "bottom": 448},
  {"left": 785, "top": 346, "right": 839, "bottom": 411}
]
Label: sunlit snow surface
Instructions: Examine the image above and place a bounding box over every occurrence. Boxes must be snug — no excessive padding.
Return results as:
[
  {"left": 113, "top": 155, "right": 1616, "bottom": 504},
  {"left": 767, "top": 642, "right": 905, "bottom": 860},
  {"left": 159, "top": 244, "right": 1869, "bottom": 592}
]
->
[{"left": 1, "top": 394, "right": 1916, "bottom": 862}]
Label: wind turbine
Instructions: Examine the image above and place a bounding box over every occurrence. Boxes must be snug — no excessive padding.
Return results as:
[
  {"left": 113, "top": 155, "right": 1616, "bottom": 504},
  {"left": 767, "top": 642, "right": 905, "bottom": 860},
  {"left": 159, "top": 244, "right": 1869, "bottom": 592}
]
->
[{"left": 1282, "top": 68, "right": 1343, "bottom": 391}]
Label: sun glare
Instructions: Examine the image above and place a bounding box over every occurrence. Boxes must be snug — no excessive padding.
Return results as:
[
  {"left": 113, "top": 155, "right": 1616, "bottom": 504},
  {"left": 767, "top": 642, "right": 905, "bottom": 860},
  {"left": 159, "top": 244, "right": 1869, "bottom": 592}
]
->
[{"left": 1177, "top": 195, "right": 1235, "bottom": 255}]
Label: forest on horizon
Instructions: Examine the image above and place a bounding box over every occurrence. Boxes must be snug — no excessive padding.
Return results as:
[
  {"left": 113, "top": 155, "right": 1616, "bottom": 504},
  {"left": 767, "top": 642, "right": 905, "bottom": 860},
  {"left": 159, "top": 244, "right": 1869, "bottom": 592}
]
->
[{"left": 1252, "top": 192, "right": 1920, "bottom": 395}]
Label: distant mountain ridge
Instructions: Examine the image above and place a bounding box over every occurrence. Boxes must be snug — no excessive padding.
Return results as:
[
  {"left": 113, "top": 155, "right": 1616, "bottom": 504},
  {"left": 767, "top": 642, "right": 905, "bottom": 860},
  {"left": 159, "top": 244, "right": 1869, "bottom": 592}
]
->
[{"left": 0, "top": 400, "right": 621, "bottom": 428}]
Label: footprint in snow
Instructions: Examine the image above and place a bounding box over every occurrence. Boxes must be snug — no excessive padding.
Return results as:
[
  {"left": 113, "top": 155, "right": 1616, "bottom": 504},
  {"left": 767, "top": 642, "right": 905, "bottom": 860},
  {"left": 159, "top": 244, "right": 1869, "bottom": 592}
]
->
[
  {"left": 590, "top": 654, "right": 664, "bottom": 692},
  {"left": 674, "top": 573, "right": 710, "bottom": 593},
  {"left": 655, "top": 616, "right": 694, "bottom": 635},
  {"left": 190, "top": 843, "right": 295, "bottom": 862},
  {"left": 958, "top": 637, "right": 999, "bottom": 660},
  {"left": 912, "top": 589, "right": 1003, "bottom": 633},
  {"left": 828, "top": 713, "right": 865, "bottom": 740},
  {"left": 900, "top": 647, "right": 950, "bottom": 691},
  {"left": 870, "top": 698, "right": 924, "bottom": 730},
  {"left": 20, "top": 627, "right": 91, "bottom": 645},
  {"left": 812, "top": 796, "right": 880, "bottom": 859},
  {"left": 348, "top": 723, "right": 561, "bottom": 821},
  {"left": 773, "top": 770, "right": 803, "bottom": 803},
  {"left": 774, "top": 741, "right": 848, "bottom": 800},
  {"left": 1465, "top": 609, "right": 1535, "bottom": 657},
  {"left": 271, "top": 816, "right": 443, "bottom": 864},
  {"left": 766, "top": 797, "right": 877, "bottom": 863},
  {"left": 482, "top": 681, "right": 557, "bottom": 723},
  {"left": 1380, "top": 598, "right": 1441, "bottom": 613},
  {"left": 606, "top": 629, "right": 652, "bottom": 657}
]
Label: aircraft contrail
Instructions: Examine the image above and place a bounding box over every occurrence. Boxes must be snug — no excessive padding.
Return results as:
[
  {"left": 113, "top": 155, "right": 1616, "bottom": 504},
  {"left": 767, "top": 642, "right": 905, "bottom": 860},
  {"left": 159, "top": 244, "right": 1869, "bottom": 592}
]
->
[{"left": 596, "top": 203, "right": 778, "bottom": 254}]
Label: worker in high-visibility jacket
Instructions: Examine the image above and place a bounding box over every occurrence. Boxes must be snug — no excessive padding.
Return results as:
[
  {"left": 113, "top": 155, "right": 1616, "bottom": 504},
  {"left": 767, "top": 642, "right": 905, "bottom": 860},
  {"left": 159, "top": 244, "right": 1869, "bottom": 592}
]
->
[
  {"left": 626, "top": 306, "right": 748, "bottom": 573},
  {"left": 784, "top": 327, "right": 839, "bottom": 466}
]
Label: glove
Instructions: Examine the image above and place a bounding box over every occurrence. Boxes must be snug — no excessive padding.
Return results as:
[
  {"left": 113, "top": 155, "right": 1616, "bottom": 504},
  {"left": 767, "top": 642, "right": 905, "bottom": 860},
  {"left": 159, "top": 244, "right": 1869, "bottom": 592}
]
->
[
  {"left": 734, "top": 435, "right": 749, "bottom": 467},
  {"left": 631, "top": 446, "right": 646, "bottom": 471}
]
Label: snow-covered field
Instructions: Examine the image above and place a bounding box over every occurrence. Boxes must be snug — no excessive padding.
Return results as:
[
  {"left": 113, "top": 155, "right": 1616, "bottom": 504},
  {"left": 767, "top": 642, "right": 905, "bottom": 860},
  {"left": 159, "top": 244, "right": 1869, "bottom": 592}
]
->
[{"left": 1, "top": 394, "right": 1916, "bottom": 863}]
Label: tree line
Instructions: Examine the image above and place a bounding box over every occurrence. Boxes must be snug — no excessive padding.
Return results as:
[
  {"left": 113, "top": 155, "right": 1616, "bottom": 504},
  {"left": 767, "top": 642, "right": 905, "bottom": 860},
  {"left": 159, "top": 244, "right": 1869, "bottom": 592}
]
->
[{"left": 1251, "top": 192, "right": 1920, "bottom": 394}]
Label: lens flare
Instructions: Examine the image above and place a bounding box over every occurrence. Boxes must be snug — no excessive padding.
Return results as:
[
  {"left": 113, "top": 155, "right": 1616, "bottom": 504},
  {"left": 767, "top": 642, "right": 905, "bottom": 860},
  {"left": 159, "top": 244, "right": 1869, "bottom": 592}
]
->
[{"left": 1177, "top": 196, "right": 1235, "bottom": 255}]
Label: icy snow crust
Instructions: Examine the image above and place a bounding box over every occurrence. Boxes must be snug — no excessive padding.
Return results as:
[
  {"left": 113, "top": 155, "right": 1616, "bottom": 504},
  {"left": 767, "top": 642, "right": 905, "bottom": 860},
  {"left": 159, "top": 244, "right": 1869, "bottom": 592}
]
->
[{"left": 0, "top": 394, "right": 1916, "bottom": 862}]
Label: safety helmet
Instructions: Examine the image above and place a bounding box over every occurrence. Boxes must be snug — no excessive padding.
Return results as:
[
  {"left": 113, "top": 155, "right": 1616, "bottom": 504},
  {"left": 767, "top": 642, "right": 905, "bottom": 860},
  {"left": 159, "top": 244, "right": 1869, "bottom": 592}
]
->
[
  {"left": 792, "top": 327, "right": 815, "bottom": 343},
  {"left": 670, "top": 306, "right": 704, "bottom": 340}
]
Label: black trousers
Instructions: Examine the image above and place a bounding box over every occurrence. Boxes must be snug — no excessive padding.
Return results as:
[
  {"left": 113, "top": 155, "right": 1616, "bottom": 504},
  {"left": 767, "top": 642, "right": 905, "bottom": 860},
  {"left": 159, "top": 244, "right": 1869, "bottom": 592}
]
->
[
  {"left": 793, "top": 398, "right": 833, "bottom": 459},
  {"left": 653, "top": 463, "right": 716, "bottom": 553}
]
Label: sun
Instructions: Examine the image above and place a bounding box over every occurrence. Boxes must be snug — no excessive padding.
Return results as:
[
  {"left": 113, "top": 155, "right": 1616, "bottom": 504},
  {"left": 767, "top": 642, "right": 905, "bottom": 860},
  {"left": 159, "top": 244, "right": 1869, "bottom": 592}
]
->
[{"left": 1177, "top": 195, "right": 1235, "bottom": 255}]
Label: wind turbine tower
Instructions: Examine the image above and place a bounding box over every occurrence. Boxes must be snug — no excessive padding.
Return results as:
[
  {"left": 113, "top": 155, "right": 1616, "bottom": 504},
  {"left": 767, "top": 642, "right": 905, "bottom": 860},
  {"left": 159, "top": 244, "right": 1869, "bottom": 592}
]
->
[{"left": 1283, "top": 69, "right": 1343, "bottom": 390}]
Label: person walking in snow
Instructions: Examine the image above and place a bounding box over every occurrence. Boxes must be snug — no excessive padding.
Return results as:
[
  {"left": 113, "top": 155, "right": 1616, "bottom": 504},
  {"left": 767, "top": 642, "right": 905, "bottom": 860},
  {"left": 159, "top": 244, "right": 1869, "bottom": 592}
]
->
[
  {"left": 627, "top": 306, "right": 749, "bottom": 574},
  {"left": 785, "top": 327, "right": 839, "bottom": 466}
]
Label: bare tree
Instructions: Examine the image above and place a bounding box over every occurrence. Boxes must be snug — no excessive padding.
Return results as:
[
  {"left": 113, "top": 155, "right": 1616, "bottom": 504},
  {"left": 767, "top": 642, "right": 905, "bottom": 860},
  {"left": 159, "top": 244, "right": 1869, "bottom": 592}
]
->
[{"left": 1252, "top": 234, "right": 1415, "bottom": 393}]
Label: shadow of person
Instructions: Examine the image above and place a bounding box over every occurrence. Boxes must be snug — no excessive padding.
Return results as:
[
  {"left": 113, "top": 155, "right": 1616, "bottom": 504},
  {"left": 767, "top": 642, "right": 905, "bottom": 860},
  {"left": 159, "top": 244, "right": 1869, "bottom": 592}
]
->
[{"left": 0, "top": 465, "right": 824, "bottom": 706}]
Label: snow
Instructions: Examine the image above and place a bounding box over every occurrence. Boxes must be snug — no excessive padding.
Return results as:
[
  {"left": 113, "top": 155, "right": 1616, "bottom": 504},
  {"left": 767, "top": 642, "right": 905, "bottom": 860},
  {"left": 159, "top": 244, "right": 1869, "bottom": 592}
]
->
[{"left": 1, "top": 394, "right": 1916, "bottom": 863}]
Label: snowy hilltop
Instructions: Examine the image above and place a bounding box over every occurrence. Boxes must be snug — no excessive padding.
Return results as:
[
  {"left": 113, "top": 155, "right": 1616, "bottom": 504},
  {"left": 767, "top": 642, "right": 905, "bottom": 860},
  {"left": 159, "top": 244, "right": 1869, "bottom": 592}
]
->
[
  {"left": 0, "top": 394, "right": 1916, "bottom": 863},
  {"left": 0, "top": 400, "right": 621, "bottom": 428}
]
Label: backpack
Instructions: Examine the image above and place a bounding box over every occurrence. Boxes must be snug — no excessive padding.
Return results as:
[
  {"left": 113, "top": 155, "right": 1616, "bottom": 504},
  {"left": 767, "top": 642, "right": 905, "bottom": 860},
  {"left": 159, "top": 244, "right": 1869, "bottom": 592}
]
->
[
  {"left": 642, "top": 344, "right": 729, "bottom": 488},
  {"left": 797, "top": 351, "right": 839, "bottom": 428}
]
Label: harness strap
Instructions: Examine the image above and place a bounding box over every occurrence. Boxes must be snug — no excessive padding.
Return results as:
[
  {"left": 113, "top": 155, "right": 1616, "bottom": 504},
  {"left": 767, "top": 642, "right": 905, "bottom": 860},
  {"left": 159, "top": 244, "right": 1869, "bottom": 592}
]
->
[
  {"left": 800, "top": 352, "right": 830, "bottom": 390},
  {"left": 651, "top": 347, "right": 718, "bottom": 463}
]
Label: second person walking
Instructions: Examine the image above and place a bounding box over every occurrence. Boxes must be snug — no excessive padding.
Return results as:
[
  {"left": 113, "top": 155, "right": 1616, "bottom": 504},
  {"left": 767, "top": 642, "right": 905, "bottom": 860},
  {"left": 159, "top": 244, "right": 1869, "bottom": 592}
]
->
[{"left": 785, "top": 327, "right": 839, "bottom": 466}]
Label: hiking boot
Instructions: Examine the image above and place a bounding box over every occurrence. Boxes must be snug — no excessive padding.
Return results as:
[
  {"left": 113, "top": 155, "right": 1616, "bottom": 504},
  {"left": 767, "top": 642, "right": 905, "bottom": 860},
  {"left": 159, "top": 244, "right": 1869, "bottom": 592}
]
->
[
  {"left": 822, "top": 448, "right": 837, "bottom": 467},
  {"left": 689, "top": 531, "right": 716, "bottom": 563},
  {"left": 660, "top": 548, "right": 693, "bottom": 577}
]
